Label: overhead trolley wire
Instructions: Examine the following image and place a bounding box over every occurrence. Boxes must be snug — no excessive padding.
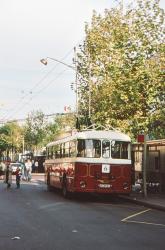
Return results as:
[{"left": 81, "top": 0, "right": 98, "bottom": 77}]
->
[
  {"left": 1, "top": 0, "right": 127, "bottom": 123},
  {"left": 1, "top": 47, "right": 75, "bottom": 122}
]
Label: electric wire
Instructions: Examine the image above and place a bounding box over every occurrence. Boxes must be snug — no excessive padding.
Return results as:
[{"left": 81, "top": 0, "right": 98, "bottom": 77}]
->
[
  {"left": 3, "top": 68, "right": 69, "bottom": 122},
  {"left": 0, "top": 0, "right": 126, "bottom": 123},
  {"left": 1, "top": 48, "right": 75, "bottom": 122}
]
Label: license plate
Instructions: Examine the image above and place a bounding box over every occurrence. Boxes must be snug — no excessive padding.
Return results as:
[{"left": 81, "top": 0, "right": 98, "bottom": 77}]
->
[{"left": 98, "top": 184, "right": 111, "bottom": 188}]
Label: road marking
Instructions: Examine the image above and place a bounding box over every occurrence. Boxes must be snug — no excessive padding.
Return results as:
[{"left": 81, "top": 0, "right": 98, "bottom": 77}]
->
[
  {"left": 93, "top": 202, "right": 142, "bottom": 209},
  {"left": 22, "top": 182, "right": 40, "bottom": 186},
  {"left": 121, "top": 208, "right": 165, "bottom": 227},
  {"left": 123, "top": 220, "right": 165, "bottom": 227},
  {"left": 39, "top": 202, "right": 64, "bottom": 210},
  {"left": 121, "top": 209, "right": 151, "bottom": 222}
]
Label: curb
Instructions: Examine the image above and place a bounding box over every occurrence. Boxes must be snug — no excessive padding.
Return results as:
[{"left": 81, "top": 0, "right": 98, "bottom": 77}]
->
[{"left": 119, "top": 195, "right": 165, "bottom": 212}]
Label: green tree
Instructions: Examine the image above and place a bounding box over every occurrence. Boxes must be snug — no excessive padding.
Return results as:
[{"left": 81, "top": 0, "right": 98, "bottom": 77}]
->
[
  {"left": 0, "top": 125, "right": 10, "bottom": 157},
  {"left": 44, "top": 113, "right": 76, "bottom": 143},
  {"left": 0, "top": 122, "right": 23, "bottom": 158},
  {"left": 77, "top": 0, "right": 165, "bottom": 139},
  {"left": 24, "top": 111, "right": 76, "bottom": 151},
  {"left": 24, "top": 111, "right": 47, "bottom": 152}
]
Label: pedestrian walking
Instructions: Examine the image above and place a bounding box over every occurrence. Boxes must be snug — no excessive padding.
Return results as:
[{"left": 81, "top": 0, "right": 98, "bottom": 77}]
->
[
  {"left": 4, "top": 162, "right": 12, "bottom": 188},
  {"left": 15, "top": 166, "right": 22, "bottom": 188},
  {"left": 25, "top": 159, "right": 32, "bottom": 181},
  {"left": 34, "top": 161, "right": 38, "bottom": 173},
  {"left": 21, "top": 162, "right": 26, "bottom": 180}
]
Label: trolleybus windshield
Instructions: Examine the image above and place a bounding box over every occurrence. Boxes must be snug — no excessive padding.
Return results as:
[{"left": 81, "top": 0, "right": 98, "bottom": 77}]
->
[{"left": 77, "top": 139, "right": 130, "bottom": 159}]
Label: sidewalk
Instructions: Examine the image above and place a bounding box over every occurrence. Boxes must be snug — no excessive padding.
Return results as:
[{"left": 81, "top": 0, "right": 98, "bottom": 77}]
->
[
  {"left": 31, "top": 173, "right": 45, "bottom": 181},
  {"left": 120, "top": 192, "right": 165, "bottom": 212}
]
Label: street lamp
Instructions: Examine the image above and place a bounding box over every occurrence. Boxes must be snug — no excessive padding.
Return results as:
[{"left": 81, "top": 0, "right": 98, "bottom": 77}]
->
[
  {"left": 40, "top": 56, "right": 79, "bottom": 122},
  {"left": 40, "top": 57, "right": 75, "bottom": 70}
]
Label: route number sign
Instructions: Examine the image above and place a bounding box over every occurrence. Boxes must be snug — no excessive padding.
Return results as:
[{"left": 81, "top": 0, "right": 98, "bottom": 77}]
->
[{"left": 102, "top": 164, "right": 110, "bottom": 173}]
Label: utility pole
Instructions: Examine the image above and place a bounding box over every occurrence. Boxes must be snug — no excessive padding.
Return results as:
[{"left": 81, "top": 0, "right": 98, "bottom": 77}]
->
[
  {"left": 74, "top": 47, "right": 78, "bottom": 117},
  {"left": 22, "top": 135, "right": 25, "bottom": 155},
  {"left": 143, "top": 133, "right": 147, "bottom": 198},
  {"left": 88, "top": 65, "right": 91, "bottom": 119},
  {"left": 138, "top": 132, "right": 147, "bottom": 198}
]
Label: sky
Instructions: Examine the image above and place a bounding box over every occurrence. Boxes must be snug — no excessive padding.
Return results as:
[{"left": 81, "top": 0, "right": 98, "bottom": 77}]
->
[{"left": 0, "top": 0, "right": 164, "bottom": 123}]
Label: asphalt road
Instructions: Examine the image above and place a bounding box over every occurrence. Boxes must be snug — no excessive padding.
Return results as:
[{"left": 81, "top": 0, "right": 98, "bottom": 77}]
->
[{"left": 0, "top": 178, "right": 165, "bottom": 250}]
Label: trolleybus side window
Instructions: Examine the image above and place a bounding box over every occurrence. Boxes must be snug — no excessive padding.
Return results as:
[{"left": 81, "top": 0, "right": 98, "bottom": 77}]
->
[
  {"left": 77, "top": 139, "right": 85, "bottom": 157},
  {"left": 48, "top": 146, "right": 51, "bottom": 159},
  {"left": 54, "top": 146, "right": 56, "bottom": 159},
  {"left": 60, "top": 144, "right": 63, "bottom": 158},
  {"left": 69, "top": 140, "right": 76, "bottom": 157},
  {"left": 111, "top": 141, "right": 129, "bottom": 159},
  {"left": 85, "top": 140, "right": 93, "bottom": 157},
  {"left": 54, "top": 145, "right": 57, "bottom": 158},
  {"left": 47, "top": 146, "right": 53, "bottom": 159},
  {"left": 102, "top": 140, "right": 110, "bottom": 158},
  {"left": 121, "top": 142, "right": 129, "bottom": 159},
  {"left": 65, "top": 142, "right": 70, "bottom": 158},
  {"left": 93, "top": 140, "right": 101, "bottom": 158},
  {"left": 55, "top": 144, "right": 61, "bottom": 158},
  {"left": 77, "top": 139, "right": 101, "bottom": 158},
  {"left": 61, "top": 143, "right": 65, "bottom": 158}
]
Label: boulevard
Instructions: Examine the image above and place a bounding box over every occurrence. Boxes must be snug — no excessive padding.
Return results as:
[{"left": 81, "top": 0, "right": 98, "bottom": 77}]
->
[{"left": 0, "top": 177, "right": 165, "bottom": 250}]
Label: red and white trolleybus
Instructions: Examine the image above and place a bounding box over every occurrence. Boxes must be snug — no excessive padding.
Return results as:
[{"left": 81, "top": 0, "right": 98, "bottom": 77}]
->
[{"left": 44, "top": 129, "right": 132, "bottom": 197}]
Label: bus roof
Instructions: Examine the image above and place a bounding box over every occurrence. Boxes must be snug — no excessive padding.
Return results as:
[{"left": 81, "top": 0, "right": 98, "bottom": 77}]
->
[{"left": 47, "top": 130, "right": 131, "bottom": 147}]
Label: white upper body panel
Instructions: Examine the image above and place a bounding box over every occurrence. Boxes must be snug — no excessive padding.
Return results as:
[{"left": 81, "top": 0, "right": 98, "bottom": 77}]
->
[{"left": 47, "top": 130, "right": 131, "bottom": 147}]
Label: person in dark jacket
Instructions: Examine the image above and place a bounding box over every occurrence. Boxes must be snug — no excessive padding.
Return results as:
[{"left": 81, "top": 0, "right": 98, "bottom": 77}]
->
[
  {"left": 15, "top": 166, "right": 21, "bottom": 188},
  {"left": 4, "top": 163, "right": 12, "bottom": 188}
]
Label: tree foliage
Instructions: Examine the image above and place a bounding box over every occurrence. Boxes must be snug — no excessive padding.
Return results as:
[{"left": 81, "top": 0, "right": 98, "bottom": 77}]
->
[
  {"left": 24, "top": 110, "right": 47, "bottom": 151},
  {"left": 0, "top": 122, "right": 23, "bottom": 157},
  {"left": 23, "top": 111, "right": 76, "bottom": 151},
  {"left": 45, "top": 113, "right": 76, "bottom": 142},
  {"left": 0, "top": 125, "right": 10, "bottom": 156},
  {"left": 77, "top": 0, "right": 165, "bottom": 139}
]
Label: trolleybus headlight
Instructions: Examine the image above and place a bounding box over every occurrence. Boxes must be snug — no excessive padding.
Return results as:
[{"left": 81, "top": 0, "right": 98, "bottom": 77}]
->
[
  {"left": 123, "top": 182, "right": 129, "bottom": 190},
  {"left": 95, "top": 172, "right": 101, "bottom": 179},
  {"left": 80, "top": 181, "right": 86, "bottom": 188},
  {"left": 109, "top": 175, "right": 115, "bottom": 180}
]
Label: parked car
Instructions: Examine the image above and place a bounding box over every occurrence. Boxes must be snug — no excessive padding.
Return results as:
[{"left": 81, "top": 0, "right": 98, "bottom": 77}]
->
[{"left": 10, "top": 162, "right": 24, "bottom": 174}]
